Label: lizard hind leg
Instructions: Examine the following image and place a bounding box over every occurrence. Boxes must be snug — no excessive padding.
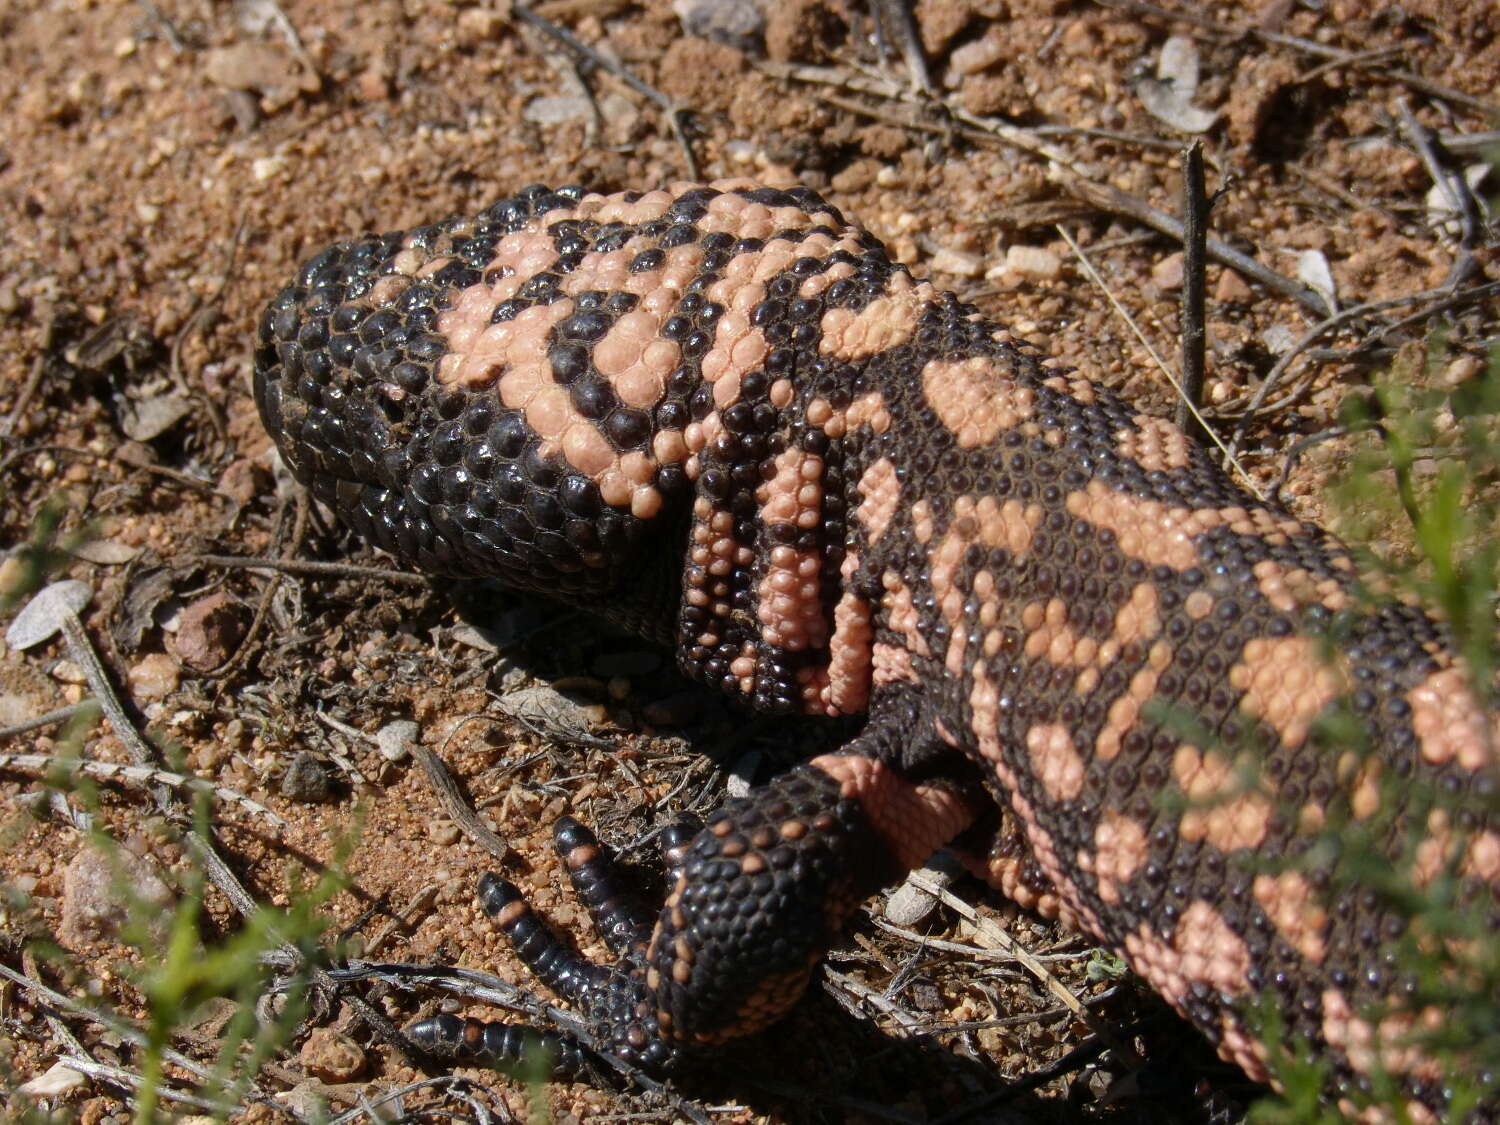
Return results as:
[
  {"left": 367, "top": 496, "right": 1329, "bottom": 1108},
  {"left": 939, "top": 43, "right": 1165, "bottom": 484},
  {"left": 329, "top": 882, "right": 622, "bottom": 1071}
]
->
[{"left": 407, "top": 763, "right": 913, "bottom": 1079}]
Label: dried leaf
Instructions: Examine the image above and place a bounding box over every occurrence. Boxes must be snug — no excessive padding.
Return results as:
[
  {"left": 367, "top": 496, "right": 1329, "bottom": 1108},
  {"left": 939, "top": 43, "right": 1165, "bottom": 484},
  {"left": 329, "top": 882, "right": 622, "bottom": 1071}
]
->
[{"left": 6, "top": 580, "right": 91, "bottom": 649}]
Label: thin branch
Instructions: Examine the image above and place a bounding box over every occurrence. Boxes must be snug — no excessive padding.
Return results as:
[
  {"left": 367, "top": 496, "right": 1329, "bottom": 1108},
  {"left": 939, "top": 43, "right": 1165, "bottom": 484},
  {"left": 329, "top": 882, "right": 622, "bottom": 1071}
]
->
[
  {"left": 1060, "top": 173, "right": 1334, "bottom": 317},
  {"left": 1094, "top": 0, "right": 1500, "bottom": 117},
  {"left": 169, "top": 215, "right": 248, "bottom": 445},
  {"left": 1056, "top": 226, "right": 1264, "bottom": 500},
  {"left": 0, "top": 700, "right": 98, "bottom": 739},
  {"left": 412, "top": 742, "right": 513, "bottom": 866},
  {"left": 199, "top": 494, "right": 308, "bottom": 679},
  {"left": 766, "top": 59, "right": 1337, "bottom": 316},
  {"left": 0, "top": 443, "right": 228, "bottom": 497},
  {"left": 904, "top": 870, "right": 1144, "bottom": 1069},
  {"left": 193, "top": 552, "right": 431, "bottom": 588},
  {"left": 1178, "top": 141, "right": 1209, "bottom": 436},
  {"left": 0, "top": 962, "right": 293, "bottom": 1118},
  {"left": 1396, "top": 96, "right": 1484, "bottom": 288},
  {"left": 1, "top": 308, "right": 62, "bottom": 441},
  {"left": 511, "top": 0, "right": 699, "bottom": 179},
  {"left": 0, "top": 752, "right": 287, "bottom": 828},
  {"left": 873, "top": 0, "right": 933, "bottom": 95},
  {"left": 1223, "top": 280, "right": 1500, "bottom": 451},
  {"left": 52, "top": 1057, "right": 229, "bottom": 1113}
]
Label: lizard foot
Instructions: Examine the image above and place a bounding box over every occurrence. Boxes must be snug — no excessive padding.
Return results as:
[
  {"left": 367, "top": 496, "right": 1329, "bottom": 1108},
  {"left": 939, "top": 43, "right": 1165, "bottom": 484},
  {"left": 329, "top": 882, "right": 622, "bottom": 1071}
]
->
[{"left": 408, "top": 764, "right": 889, "bottom": 1079}]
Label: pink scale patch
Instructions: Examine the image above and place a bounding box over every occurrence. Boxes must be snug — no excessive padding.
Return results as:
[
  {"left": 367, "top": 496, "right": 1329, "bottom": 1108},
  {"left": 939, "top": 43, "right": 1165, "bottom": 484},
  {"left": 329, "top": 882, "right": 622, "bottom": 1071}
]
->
[
  {"left": 820, "top": 275, "right": 939, "bottom": 361},
  {"left": 1252, "top": 871, "right": 1328, "bottom": 963},
  {"left": 756, "top": 546, "right": 826, "bottom": 652},
  {"left": 921, "top": 355, "right": 1036, "bottom": 448},
  {"left": 1065, "top": 480, "right": 1307, "bottom": 571},
  {"left": 820, "top": 554, "right": 873, "bottom": 716},
  {"left": 1321, "top": 989, "right": 1447, "bottom": 1085},
  {"left": 1229, "top": 635, "right": 1346, "bottom": 750},
  {"left": 1124, "top": 900, "right": 1253, "bottom": 1007},
  {"left": 1409, "top": 665, "right": 1497, "bottom": 772},
  {"left": 1077, "top": 811, "right": 1148, "bottom": 905},
  {"left": 1117, "top": 414, "right": 1192, "bottom": 472},
  {"left": 872, "top": 641, "right": 920, "bottom": 686},
  {"left": 810, "top": 753, "right": 976, "bottom": 872},
  {"left": 854, "top": 458, "right": 900, "bottom": 542},
  {"left": 1172, "top": 743, "right": 1273, "bottom": 852},
  {"left": 880, "top": 571, "right": 931, "bottom": 661},
  {"left": 1025, "top": 722, "right": 1086, "bottom": 802}
]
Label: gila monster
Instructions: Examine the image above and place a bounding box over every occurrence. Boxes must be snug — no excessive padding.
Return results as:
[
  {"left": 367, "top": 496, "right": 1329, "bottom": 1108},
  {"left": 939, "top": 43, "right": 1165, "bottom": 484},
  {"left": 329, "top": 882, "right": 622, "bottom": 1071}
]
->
[{"left": 252, "top": 179, "right": 1499, "bottom": 1121}]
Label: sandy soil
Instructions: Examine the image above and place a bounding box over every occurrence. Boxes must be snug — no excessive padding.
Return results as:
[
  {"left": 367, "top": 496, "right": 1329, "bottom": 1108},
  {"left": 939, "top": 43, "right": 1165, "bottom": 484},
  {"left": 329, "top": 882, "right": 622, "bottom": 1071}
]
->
[{"left": 1, "top": 0, "right": 1496, "bottom": 1121}]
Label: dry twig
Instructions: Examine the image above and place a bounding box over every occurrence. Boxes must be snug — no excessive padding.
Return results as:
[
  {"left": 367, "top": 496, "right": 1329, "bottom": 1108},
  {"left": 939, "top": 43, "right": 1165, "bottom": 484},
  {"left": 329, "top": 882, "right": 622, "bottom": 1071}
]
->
[
  {"left": 1178, "top": 141, "right": 1209, "bottom": 436},
  {"left": 1095, "top": 0, "right": 1500, "bottom": 117},
  {"left": 512, "top": 0, "right": 699, "bottom": 179},
  {"left": 0, "top": 752, "right": 287, "bottom": 829}
]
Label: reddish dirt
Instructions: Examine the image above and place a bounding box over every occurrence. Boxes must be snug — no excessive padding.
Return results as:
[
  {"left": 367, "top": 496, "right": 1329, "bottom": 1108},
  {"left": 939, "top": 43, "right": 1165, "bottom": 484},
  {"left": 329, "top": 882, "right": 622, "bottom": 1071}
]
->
[{"left": 1, "top": 1, "right": 1495, "bottom": 1122}]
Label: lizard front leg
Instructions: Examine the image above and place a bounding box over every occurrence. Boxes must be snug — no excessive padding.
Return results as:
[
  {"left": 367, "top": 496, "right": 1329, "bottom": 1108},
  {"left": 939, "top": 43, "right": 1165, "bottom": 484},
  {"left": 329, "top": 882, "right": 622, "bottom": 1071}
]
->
[{"left": 411, "top": 724, "right": 977, "bottom": 1076}]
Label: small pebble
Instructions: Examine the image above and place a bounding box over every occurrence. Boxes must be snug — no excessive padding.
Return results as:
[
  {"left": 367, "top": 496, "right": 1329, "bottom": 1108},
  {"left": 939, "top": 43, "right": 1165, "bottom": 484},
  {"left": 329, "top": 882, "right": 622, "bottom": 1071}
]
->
[
  {"left": 299, "top": 1027, "right": 366, "bottom": 1082},
  {"left": 59, "top": 845, "right": 175, "bottom": 948},
  {"left": 1214, "top": 268, "right": 1252, "bottom": 303},
  {"left": 376, "top": 719, "right": 418, "bottom": 762},
  {"left": 1004, "top": 245, "right": 1063, "bottom": 282},
  {"left": 280, "top": 751, "right": 336, "bottom": 804},
  {"left": 930, "top": 246, "right": 983, "bottom": 278},
  {"left": 172, "top": 592, "right": 247, "bottom": 672},
  {"left": 127, "top": 653, "right": 179, "bottom": 700},
  {"left": 1151, "top": 251, "right": 1185, "bottom": 290}
]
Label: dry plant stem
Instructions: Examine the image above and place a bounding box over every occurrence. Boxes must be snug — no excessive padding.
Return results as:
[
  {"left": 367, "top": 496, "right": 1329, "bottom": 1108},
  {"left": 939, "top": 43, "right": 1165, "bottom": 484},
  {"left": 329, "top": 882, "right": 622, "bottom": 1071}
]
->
[
  {"left": 0, "top": 309, "right": 60, "bottom": 441},
  {"left": 193, "top": 552, "right": 431, "bottom": 587},
  {"left": 1273, "top": 425, "right": 1359, "bottom": 502},
  {"left": 134, "top": 0, "right": 185, "bottom": 51},
  {"left": 823, "top": 966, "right": 926, "bottom": 1032},
  {"left": 51, "top": 578, "right": 420, "bottom": 1072},
  {"left": 20, "top": 946, "right": 98, "bottom": 1075},
  {"left": 0, "top": 700, "right": 96, "bottom": 739},
  {"left": 1224, "top": 279, "right": 1500, "bottom": 454},
  {"left": 763, "top": 60, "right": 1338, "bottom": 317},
  {"left": 1057, "top": 226, "right": 1260, "bottom": 500},
  {"left": 1060, "top": 173, "right": 1334, "bottom": 317},
  {"left": 0, "top": 752, "right": 287, "bottom": 828},
  {"left": 1095, "top": 0, "right": 1500, "bottom": 117},
  {"left": 813, "top": 80, "right": 1179, "bottom": 153},
  {"left": 1178, "top": 141, "right": 1209, "bottom": 437},
  {"left": 511, "top": 0, "right": 699, "bottom": 179},
  {"left": 55, "top": 1057, "right": 230, "bottom": 1113},
  {"left": 169, "top": 215, "right": 248, "bottom": 445},
  {"left": 872, "top": 915, "right": 1094, "bottom": 961},
  {"left": 0, "top": 443, "right": 227, "bottom": 496},
  {"left": 57, "top": 611, "right": 175, "bottom": 815},
  {"left": 412, "top": 741, "right": 513, "bottom": 865},
  {"left": 874, "top": 0, "right": 933, "bottom": 94},
  {"left": 291, "top": 956, "right": 555, "bottom": 1018},
  {"left": 1396, "top": 97, "right": 1484, "bottom": 288},
  {"left": 323, "top": 1075, "right": 512, "bottom": 1125},
  {"left": 905, "top": 870, "right": 1144, "bottom": 1069},
  {"left": 0, "top": 962, "right": 297, "bottom": 1120},
  {"left": 202, "top": 492, "right": 308, "bottom": 679}
]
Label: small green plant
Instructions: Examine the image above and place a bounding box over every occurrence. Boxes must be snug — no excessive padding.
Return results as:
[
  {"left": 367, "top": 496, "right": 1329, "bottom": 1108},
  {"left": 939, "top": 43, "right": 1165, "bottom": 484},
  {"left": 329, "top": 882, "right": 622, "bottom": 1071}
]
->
[
  {"left": 124, "top": 799, "right": 347, "bottom": 1122},
  {"left": 15, "top": 763, "right": 351, "bottom": 1123}
]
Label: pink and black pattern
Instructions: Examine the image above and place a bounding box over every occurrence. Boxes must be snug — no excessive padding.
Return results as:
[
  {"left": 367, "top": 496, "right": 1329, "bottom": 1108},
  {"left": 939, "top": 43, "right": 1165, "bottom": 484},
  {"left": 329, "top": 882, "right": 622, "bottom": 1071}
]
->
[{"left": 255, "top": 179, "right": 1498, "bottom": 1122}]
